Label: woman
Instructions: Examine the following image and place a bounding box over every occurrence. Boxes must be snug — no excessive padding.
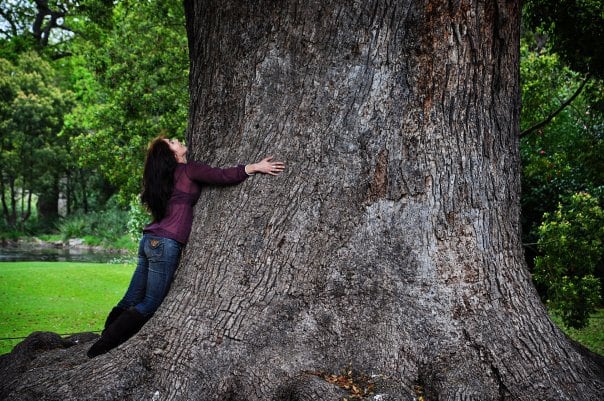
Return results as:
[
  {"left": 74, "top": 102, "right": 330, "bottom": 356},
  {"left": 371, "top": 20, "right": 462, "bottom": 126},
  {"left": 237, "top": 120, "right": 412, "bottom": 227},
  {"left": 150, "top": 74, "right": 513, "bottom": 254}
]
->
[{"left": 87, "top": 136, "right": 285, "bottom": 358}]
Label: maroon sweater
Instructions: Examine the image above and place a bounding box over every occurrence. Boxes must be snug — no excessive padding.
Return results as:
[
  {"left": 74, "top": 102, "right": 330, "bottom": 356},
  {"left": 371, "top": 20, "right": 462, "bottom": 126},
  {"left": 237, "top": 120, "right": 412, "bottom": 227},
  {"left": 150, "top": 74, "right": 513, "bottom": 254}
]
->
[{"left": 143, "top": 161, "right": 248, "bottom": 244}]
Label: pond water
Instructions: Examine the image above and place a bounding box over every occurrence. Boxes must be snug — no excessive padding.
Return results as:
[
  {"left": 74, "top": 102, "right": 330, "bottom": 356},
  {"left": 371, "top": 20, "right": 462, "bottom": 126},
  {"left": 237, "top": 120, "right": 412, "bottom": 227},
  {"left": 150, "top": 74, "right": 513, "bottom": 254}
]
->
[{"left": 0, "top": 244, "right": 132, "bottom": 263}]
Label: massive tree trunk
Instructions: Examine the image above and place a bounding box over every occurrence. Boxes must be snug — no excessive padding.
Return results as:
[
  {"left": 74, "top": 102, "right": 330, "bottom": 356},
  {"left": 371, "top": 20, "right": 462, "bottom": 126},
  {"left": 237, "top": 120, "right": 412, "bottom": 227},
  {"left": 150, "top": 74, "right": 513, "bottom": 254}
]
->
[{"left": 1, "top": 1, "right": 603, "bottom": 400}]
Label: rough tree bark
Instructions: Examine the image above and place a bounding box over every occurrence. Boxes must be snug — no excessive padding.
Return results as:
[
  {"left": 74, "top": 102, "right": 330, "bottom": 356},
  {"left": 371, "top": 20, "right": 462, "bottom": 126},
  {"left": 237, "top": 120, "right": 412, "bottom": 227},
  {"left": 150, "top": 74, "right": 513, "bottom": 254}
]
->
[{"left": 1, "top": 0, "right": 603, "bottom": 400}]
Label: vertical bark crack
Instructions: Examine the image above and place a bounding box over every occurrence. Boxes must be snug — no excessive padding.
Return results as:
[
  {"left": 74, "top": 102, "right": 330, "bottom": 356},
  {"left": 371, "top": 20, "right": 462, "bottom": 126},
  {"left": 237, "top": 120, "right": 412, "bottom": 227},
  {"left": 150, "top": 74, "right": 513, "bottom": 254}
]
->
[
  {"left": 366, "top": 148, "right": 389, "bottom": 203},
  {"left": 462, "top": 328, "right": 511, "bottom": 401}
]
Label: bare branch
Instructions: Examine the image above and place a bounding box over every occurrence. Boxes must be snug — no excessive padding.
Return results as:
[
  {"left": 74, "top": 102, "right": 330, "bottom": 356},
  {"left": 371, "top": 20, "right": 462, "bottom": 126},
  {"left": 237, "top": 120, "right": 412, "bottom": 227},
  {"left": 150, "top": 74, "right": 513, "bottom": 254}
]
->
[{"left": 520, "top": 76, "right": 590, "bottom": 137}]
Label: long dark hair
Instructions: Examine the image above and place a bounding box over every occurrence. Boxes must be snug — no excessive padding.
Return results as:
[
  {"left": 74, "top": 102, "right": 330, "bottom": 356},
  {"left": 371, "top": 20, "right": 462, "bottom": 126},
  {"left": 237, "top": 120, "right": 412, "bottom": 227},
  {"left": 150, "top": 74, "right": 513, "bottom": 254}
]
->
[{"left": 141, "top": 136, "right": 177, "bottom": 222}]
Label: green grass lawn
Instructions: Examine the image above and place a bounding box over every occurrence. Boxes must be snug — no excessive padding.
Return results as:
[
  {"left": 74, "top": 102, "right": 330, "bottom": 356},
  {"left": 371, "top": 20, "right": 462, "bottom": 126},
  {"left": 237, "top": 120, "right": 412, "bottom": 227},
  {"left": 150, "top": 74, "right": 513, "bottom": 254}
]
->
[
  {"left": 0, "top": 261, "right": 134, "bottom": 355},
  {"left": 551, "top": 308, "right": 604, "bottom": 356}
]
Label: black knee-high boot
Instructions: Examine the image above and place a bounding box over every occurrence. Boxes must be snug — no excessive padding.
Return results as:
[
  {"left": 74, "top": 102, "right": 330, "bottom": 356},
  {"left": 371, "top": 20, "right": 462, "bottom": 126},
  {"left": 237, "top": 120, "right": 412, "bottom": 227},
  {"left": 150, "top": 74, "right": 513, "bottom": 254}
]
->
[
  {"left": 87, "top": 308, "right": 148, "bottom": 358},
  {"left": 102, "top": 306, "right": 126, "bottom": 334}
]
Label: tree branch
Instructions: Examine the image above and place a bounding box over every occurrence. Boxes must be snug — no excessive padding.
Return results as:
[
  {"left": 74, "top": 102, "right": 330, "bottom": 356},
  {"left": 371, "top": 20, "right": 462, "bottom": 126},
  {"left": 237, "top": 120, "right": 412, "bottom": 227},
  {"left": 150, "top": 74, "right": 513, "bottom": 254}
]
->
[
  {"left": 0, "top": 8, "right": 19, "bottom": 37},
  {"left": 31, "top": 0, "right": 68, "bottom": 47},
  {"left": 520, "top": 76, "right": 590, "bottom": 138}
]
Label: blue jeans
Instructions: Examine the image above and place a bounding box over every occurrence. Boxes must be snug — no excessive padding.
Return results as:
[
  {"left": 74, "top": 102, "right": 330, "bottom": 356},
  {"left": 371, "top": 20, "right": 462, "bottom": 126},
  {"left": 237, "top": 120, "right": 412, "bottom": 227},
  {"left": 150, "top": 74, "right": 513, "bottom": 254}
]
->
[{"left": 117, "top": 235, "right": 183, "bottom": 317}]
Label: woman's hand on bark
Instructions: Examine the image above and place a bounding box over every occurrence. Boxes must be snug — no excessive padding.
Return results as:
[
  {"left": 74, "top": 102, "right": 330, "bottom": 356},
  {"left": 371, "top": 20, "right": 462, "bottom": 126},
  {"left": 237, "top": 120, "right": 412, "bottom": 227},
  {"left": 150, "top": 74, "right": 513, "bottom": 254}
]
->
[{"left": 246, "top": 157, "right": 285, "bottom": 176}]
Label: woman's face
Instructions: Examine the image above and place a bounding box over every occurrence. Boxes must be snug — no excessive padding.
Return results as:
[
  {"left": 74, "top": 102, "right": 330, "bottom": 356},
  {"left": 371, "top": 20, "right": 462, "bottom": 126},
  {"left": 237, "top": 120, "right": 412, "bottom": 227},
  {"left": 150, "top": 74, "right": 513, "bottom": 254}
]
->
[{"left": 164, "top": 138, "right": 187, "bottom": 162}]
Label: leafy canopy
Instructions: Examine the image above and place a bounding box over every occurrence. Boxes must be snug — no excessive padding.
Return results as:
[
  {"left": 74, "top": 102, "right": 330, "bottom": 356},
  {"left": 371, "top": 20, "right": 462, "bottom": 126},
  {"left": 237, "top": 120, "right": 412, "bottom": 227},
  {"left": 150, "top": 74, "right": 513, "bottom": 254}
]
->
[
  {"left": 0, "top": 51, "right": 75, "bottom": 225},
  {"left": 68, "top": 0, "right": 189, "bottom": 202},
  {"left": 523, "top": 0, "right": 604, "bottom": 79}
]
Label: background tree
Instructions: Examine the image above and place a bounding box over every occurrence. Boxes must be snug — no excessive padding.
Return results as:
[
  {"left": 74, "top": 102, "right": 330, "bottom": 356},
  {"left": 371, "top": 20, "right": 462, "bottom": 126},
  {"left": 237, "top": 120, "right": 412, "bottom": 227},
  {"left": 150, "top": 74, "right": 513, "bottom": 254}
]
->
[
  {"left": 69, "top": 0, "right": 189, "bottom": 202},
  {"left": 523, "top": 0, "right": 603, "bottom": 79},
  {"left": 519, "top": 36, "right": 604, "bottom": 255},
  {"left": 1, "top": 1, "right": 603, "bottom": 400},
  {"left": 0, "top": 0, "right": 187, "bottom": 232},
  {"left": 0, "top": 51, "right": 74, "bottom": 228},
  {"left": 0, "top": 0, "right": 118, "bottom": 229},
  {"left": 533, "top": 192, "right": 603, "bottom": 329},
  {"left": 519, "top": 2, "right": 603, "bottom": 327},
  {"left": 0, "top": 0, "right": 114, "bottom": 59}
]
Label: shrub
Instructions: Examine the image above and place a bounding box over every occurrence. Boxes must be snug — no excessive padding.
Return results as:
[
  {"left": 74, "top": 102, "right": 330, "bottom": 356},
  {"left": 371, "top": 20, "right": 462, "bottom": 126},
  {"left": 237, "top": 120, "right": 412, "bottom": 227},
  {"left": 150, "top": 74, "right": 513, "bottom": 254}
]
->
[
  {"left": 127, "top": 196, "right": 151, "bottom": 240},
  {"left": 56, "top": 207, "right": 131, "bottom": 247},
  {"left": 57, "top": 215, "right": 87, "bottom": 242},
  {"left": 533, "top": 192, "right": 604, "bottom": 329}
]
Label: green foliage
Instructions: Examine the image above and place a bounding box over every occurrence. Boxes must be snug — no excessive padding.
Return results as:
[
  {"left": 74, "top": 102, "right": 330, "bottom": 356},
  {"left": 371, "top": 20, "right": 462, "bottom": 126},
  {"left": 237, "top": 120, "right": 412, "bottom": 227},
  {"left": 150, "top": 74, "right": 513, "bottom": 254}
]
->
[
  {"left": 0, "top": 223, "right": 24, "bottom": 241},
  {"left": 69, "top": 0, "right": 189, "bottom": 201},
  {"left": 0, "top": 51, "right": 75, "bottom": 227},
  {"left": 56, "top": 215, "right": 87, "bottom": 241},
  {"left": 111, "top": 234, "right": 138, "bottom": 253},
  {"left": 1, "top": 0, "right": 187, "bottom": 230},
  {"left": 519, "top": 33, "right": 604, "bottom": 250},
  {"left": 523, "top": 0, "right": 604, "bottom": 79},
  {"left": 534, "top": 193, "right": 604, "bottom": 329},
  {"left": 0, "top": 0, "right": 115, "bottom": 59},
  {"left": 519, "top": 25, "right": 603, "bottom": 329},
  {"left": 127, "top": 196, "right": 151, "bottom": 240},
  {"left": 56, "top": 203, "right": 131, "bottom": 246}
]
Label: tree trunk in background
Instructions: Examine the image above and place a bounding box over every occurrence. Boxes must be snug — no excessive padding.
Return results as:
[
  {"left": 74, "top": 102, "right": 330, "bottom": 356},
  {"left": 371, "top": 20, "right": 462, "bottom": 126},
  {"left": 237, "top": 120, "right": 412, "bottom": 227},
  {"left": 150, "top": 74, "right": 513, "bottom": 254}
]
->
[
  {"left": 1, "top": 1, "right": 602, "bottom": 400},
  {"left": 36, "top": 183, "right": 59, "bottom": 226},
  {"left": 0, "top": 175, "right": 17, "bottom": 227}
]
